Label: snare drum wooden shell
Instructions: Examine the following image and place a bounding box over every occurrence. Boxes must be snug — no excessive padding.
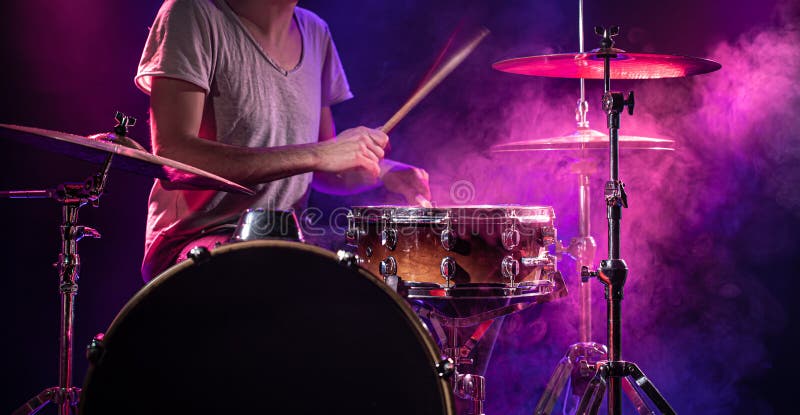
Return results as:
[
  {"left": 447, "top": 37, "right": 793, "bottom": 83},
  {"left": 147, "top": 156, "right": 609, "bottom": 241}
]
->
[{"left": 349, "top": 205, "right": 556, "bottom": 286}]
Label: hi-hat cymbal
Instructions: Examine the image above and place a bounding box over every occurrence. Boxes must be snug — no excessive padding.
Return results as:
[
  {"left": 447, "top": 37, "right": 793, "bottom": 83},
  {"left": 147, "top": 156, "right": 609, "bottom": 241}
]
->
[
  {"left": 491, "top": 128, "right": 675, "bottom": 152},
  {"left": 0, "top": 123, "right": 255, "bottom": 195},
  {"left": 493, "top": 49, "right": 721, "bottom": 79}
]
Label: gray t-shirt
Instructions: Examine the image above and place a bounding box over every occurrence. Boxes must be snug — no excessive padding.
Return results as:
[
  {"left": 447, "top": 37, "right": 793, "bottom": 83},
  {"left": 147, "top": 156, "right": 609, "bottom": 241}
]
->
[{"left": 136, "top": 0, "right": 352, "bottom": 281}]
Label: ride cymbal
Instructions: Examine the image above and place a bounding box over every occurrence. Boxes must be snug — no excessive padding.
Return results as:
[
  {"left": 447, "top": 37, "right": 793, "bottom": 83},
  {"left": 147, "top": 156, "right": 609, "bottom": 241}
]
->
[
  {"left": 493, "top": 50, "right": 721, "bottom": 79},
  {"left": 0, "top": 123, "right": 255, "bottom": 195}
]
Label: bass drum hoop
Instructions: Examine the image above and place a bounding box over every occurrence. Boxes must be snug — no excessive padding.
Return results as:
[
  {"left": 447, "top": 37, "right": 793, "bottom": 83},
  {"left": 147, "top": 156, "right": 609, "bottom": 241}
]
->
[{"left": 80, "top": 240, "right": 454, "bottom": 415}]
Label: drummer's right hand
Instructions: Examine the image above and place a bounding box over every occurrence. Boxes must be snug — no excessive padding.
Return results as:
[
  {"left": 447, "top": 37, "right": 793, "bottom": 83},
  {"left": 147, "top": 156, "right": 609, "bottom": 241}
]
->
[{"left": 314, "top": 126, "right": 388, "bottom": 178}]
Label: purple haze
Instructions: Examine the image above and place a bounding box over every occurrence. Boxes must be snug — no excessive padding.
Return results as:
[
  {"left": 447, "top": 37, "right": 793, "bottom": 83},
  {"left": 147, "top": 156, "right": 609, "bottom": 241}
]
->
[
  {"left": 1, "top": 0, "right": 797, "bottom": 414},
  {"left": 477, "top": 6, "right": 796, "bottom": 415},
  {"left": 317, "top": 1, "right": 798, "bottom": 413}
]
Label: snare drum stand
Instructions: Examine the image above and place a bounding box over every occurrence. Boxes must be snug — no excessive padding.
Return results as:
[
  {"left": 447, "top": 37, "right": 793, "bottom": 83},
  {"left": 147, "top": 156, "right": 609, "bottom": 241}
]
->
[
  {"left": 445, "top": 318, "right": 501, "bottom": 415},
  {"left": 8, "top": 113, "right": 134, "bottom": 415},
  {"left": 574, "top": 27, "right": 675, "bottom": 415},
  {"left": 415, "top": 306, "right": 501, "bottom": 415}
]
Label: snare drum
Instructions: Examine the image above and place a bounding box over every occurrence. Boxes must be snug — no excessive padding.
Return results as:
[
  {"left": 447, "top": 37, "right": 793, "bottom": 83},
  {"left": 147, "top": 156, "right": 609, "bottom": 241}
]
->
[
  {"left": 347, "top": 205, "right": 565, "bottom": 318},
  {"left": 80, "top": 240, "right": 454, "bottom": 415}
]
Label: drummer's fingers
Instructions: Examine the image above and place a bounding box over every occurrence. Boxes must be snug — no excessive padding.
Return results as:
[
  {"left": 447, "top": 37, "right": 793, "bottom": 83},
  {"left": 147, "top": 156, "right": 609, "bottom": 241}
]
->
[
  {"left": 413, "top": 169, "right": 431, "bottom": 199},
  {"left": 367, "top": 128, "right": 389, "bottom": 149},
  {"left": 415, "top": 168, "right": 430, "bottom": 183}
]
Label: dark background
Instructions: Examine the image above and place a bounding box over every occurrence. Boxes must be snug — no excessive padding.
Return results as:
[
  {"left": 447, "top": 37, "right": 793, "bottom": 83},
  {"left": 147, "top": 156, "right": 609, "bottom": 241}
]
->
[{"left": 1, "top": 1, "right": 798, "bottom": 414}]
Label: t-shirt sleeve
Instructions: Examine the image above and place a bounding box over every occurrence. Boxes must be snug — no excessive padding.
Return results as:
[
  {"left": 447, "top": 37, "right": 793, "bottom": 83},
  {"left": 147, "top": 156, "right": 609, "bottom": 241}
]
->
[
  {"left": 135, "top": 0, "right": 214, "bottom": 95},
  {"left": 320, "top": 26, "right": 354, "bottom": 107}
]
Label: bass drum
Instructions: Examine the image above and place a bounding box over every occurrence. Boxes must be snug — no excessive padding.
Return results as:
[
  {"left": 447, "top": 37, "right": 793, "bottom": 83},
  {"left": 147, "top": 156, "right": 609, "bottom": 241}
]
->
[{"left": 80, "top": 240, "right": 454, "bottom": 415}]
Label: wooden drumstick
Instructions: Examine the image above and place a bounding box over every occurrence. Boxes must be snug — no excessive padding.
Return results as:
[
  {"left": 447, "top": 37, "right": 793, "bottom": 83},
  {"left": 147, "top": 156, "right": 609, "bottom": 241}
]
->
[{"left": 380, "top": 27, "right": 490, "bottom": 134}]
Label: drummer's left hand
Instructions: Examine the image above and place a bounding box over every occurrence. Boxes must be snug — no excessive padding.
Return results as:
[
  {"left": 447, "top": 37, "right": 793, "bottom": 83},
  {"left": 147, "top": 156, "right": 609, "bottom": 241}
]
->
[{"left": 381, "top": 160, "right": 432, "bottom": 207}]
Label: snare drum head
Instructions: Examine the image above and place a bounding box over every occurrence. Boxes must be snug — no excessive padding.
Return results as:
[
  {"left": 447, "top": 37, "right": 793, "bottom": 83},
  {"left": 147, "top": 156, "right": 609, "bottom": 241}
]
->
[{"left": 80, "top": 240, "right": 453, "bottom": 415}]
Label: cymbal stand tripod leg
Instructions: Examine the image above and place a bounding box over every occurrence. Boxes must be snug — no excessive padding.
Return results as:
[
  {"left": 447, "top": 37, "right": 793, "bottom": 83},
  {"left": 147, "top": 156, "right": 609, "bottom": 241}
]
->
[
  {"left": 576, "top": 362, "right": 674, "bottom": 415},
  {"left": 575, "top": 26, "right": 675, "bottom": 415}
]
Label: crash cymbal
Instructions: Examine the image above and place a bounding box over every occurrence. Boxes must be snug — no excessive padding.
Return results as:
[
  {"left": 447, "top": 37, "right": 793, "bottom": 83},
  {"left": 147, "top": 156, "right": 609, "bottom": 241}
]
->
[
  {"left": 0, "top": 123, "right": 255, "bottom": 195},
  {"left": 491, "top": 128, "right": 674, "bottom": 152},
  {"left": 492, "top": 49, "right": 721, "bottom": 79}
]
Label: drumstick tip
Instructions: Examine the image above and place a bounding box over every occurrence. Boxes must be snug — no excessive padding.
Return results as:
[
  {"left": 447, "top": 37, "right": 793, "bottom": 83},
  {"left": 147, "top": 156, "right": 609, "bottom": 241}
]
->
[{"left": 415, "top": 194, "right": 433, "bottom": 208}]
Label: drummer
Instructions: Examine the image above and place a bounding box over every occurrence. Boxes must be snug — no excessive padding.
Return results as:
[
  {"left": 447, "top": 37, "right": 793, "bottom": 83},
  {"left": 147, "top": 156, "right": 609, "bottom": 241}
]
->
[{"left": 135, "top": 0, "right": 432, "bottom": 282}]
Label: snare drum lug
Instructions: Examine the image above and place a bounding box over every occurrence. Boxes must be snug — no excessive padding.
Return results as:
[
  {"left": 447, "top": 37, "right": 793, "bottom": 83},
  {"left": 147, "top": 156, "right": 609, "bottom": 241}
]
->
[
  {"left": 502, "top": 227, "right": 521, "bottom": 250},
  {"left": 345, "top": 228, "right": 363, "bottom": 245},
  {"left": 440, "top": 256, "right": 457, "bottom": 283},
  {"left": 345, "top": 229, "right": 358, "bottom": 245},
  {"left": 186, "top": 246, "right": 211, "bottom": 264},
  {"left": 380, "top": 256, "right": 398, "bottom": 277},
  {"left": 440, "top": 228, "right": 457, "bottom": 251},
  {"left": 345, "top": 211, "right": 360, "bottom": 245},
  {"left": 381, "top": 228, "right": 398, "bottom": 251},
  {"left": 501, "top": 256, "right": 519, "bottom": 281}
]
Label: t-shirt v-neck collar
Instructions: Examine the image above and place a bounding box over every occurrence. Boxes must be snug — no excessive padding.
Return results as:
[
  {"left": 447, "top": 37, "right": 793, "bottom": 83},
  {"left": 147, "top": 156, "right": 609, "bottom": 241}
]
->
[{"left": 217, "top": 0, "right": 305, "bottom": 76}]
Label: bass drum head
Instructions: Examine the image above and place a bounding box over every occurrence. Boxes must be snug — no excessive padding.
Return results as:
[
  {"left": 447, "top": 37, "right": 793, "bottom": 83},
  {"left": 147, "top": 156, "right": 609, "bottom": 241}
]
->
[{"left": 80, "top": 240, "right": 453, "bottom": 415}]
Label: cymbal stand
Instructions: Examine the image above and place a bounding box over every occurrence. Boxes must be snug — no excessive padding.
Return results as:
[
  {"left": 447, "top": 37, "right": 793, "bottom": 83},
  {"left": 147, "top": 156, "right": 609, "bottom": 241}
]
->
[
  {"left": 7, "top": 113, "right": 134, "bottom": 415},
  {"left": 538, "top": 158, "right": 652, "bottom": 415},
  {"left": 574, "top": 27, "right": 675, "bottom": 415}
]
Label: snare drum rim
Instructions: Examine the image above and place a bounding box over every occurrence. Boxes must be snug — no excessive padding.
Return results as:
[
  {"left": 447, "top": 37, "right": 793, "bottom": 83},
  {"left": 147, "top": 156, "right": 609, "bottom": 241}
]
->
[
  {"left": 350, "top": 204, "right": 555, "bottom": 224},
  {"left": 88, "top": 239, "right": 455, "bottom": 415}
]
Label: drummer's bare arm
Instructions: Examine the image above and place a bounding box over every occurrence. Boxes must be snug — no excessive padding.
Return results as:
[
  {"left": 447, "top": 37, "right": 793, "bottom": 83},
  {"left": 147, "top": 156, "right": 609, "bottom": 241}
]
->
[
  {"left": 311, "top": 107, "right": 432, "bottom": 205},
  {"left": 149, "top": 77, "right": 387, "bottom": 185}
]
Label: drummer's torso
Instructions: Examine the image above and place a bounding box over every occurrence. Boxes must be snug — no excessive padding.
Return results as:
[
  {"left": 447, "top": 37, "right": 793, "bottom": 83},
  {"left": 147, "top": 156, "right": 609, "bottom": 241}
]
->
[{"left": 141, "top": 5, "right": 346, "bottom": 280}]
